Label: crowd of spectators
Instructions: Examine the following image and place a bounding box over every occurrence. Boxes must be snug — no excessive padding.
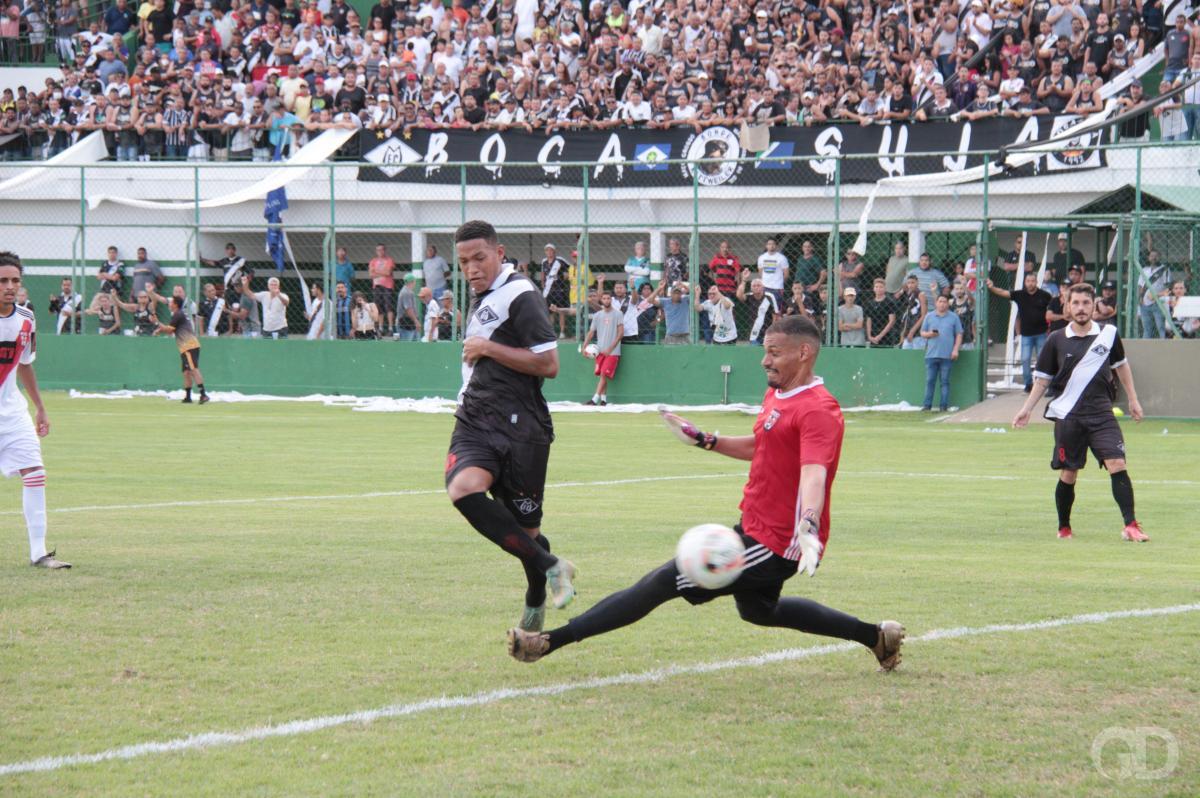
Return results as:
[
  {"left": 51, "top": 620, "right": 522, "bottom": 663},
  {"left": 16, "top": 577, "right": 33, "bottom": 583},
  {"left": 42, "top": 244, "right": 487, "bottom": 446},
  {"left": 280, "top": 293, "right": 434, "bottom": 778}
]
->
[
  {"left": 36, "top": 231, "right": 1197, "bottom": 347},
  {"left": 1, "top": 0, "right": 1195, "bottom": 160}
]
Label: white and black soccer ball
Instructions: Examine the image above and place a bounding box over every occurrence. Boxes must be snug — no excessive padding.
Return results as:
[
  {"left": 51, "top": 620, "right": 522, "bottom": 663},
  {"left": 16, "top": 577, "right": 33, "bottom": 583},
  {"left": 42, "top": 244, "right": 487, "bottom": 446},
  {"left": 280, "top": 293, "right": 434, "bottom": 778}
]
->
[
  {"left": 675, "top": 523, "right": 746, "bottom": 590},
  {"left": 584, "top": 343, "right": 600, "bottom": 358}
]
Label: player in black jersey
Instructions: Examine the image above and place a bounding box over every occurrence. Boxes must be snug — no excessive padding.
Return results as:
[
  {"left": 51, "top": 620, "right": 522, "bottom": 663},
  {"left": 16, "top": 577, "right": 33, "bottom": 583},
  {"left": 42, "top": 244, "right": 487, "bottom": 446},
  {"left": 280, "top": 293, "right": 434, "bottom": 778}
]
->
[
  {"left": 1013, "top": 283, "right": 1148, "bottom": 542},
  {"left": 445, "top": 220, "right": 577, "bottom": 634}
]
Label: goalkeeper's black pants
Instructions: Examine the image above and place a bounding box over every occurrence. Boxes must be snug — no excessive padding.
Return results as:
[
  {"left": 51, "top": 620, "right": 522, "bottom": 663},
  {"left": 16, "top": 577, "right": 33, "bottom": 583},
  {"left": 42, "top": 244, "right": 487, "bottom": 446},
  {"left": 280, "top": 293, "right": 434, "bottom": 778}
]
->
[{"left": 546, "top": 557, "right": 879, "bottom": 654}]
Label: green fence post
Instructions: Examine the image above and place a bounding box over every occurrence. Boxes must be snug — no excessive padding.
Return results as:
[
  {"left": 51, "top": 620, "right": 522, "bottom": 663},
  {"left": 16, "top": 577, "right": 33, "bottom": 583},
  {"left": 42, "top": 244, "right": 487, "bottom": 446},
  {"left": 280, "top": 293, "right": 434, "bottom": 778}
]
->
[
  {"left": 581, "top": 164, "right": 589, "bottom": 344},
  {"left": 826, "top": 158, "right": 841, "bottom": 348},
  {"left": 976, "top": 155, "right": 991, "bottom": 401},
  {"left": 328, "top": 162, "right": 337, "bottom": 339},
  {"left": 453, "top": 164, "right": 465, "bottom": 341},
  {"left": 690, "top": 158, "right": 699, "bottom": 344},
  {"left": 78, "top": 165, "right": 87, "bottom": 332}
]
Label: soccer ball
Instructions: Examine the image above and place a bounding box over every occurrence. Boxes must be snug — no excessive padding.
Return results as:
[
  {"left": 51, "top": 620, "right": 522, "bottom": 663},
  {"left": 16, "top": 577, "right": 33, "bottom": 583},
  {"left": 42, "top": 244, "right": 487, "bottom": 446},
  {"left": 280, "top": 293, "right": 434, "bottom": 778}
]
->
[
  {"left": 584, "top": 343, "right": 600, "bottom": 358},
  {"left": 675, "top": 524, "right": 746, "bottom": 590}
]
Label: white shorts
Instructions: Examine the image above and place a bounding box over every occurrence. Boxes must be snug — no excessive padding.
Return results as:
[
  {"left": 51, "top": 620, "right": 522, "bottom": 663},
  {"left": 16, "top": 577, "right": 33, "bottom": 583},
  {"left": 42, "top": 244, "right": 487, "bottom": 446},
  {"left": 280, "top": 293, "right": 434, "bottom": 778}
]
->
[{"left": 0, "top": 420, "right": 43, "bottom": 478}]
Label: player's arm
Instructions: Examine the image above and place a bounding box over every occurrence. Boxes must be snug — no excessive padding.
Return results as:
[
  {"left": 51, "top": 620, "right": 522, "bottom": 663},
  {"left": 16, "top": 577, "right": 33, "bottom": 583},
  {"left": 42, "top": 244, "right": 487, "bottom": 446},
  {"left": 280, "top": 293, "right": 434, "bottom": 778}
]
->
[
  {"left": 464, "top": 338, "right": 559, "bottom": 378},
  {"left": 17, "top": 364, "right": 49, "bottom": 437},
  {"left": 1015, "top": 339, "right": 1056, "bottom": 427},
  {"left": 154, "top": 321, "right": 175, "bottom": 335},
  {"left": 792, "top": 463, "right": 828, "bottom": 575},
  {"left": 465, "top": 290, "right": 560, "bottom": 377},
  {"left": 660, "top": 409, "right": 755, "bottom": 460},
  {"left": 1112, "top": 362, "right": 1143, "bottom": 421},
  {"left": 607, "top": 323, "right": 624, "bottom": 355}
]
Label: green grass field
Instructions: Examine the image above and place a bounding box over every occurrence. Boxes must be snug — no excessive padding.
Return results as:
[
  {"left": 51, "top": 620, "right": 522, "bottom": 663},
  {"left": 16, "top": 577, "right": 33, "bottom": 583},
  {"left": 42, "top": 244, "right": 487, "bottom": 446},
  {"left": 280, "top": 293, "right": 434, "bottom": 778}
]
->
[{"left": 1, "top": 394, "right": 1197, "bottom": 797}]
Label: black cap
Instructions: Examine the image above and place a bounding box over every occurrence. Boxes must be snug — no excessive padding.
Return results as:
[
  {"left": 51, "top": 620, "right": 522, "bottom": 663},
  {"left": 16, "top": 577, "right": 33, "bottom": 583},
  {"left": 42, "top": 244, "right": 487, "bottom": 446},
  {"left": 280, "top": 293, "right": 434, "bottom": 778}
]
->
[
  {"left": 1068, "top": 264, "right": 1082, "bottom": 273},
  {"left": 1102, "top": 280, "right": 1117, "bottom": 290}
]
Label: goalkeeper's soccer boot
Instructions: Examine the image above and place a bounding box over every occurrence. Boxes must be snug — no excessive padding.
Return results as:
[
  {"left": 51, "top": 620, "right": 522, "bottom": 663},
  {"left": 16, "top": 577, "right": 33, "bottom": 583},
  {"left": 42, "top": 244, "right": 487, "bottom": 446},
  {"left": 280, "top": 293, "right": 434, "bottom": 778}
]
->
[
  {"left": 1058, "top": 526, "right": 1073, "bottom": 539},
  {"left": 507, "top": 628, "right": 550, "bottom": 663},
  {"left": 31, "top": 550, "right": 71, "bottom": 569},
  {"left": 545, "top": 559, "right": 577, "bottom": 609},
  {"left": 519, "top": 604, "right": 546, "bottom": 633},
  {"left": 198, "top": 393, "right": 210, "bottom": 405},
  {"left": 872, "top": 620, "right": 905, "bottom": 672},
  {"left": 1121, "top": 521, "right": 1149, "bottom": 542}
]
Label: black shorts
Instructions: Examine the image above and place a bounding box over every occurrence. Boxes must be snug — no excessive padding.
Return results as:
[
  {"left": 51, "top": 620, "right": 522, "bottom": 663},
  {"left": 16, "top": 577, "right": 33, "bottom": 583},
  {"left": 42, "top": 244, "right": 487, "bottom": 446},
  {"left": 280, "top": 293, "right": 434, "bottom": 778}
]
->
[
  {"left": 546, "top": 287, "right": 570, "bottom": 309},
  {"left": 180, "top": 348, "right": 200, "bottom": 372},
  {"left": 1052, "top": 413, "right": 1126, "bottom": 470},
  {"left": 445, "top": 419, "right": 550, "bottom": 528},
  {"left": 671, "top": 526, "right": 797, "bottom": 606},
  {"left": 373, "top": 285, "right": 395, "bottom": 313}
]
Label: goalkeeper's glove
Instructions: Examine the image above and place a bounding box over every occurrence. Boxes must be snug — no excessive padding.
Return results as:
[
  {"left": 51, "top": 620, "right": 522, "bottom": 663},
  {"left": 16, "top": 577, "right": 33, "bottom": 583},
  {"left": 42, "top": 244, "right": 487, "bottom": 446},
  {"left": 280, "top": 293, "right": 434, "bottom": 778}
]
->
[
  {"left": 791, "top": 510, "right": 823, "bottom": 577},
  {"left": 659, "top": 408, "right": 718, "bottom": 451}
]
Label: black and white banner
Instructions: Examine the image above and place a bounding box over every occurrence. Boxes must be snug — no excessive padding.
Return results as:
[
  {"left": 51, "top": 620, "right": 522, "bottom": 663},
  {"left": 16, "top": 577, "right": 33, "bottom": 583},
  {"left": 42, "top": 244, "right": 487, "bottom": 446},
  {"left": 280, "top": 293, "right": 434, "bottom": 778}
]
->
[{"left": 356, "top": 117, "right": 1105, "bottom": 187}]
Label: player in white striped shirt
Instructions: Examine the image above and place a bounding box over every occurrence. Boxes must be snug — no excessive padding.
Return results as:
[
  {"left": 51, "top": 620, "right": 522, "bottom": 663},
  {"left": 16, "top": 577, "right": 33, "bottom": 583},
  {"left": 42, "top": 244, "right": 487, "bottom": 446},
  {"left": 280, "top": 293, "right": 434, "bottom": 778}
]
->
[{"left": 0, "top": 252, "right": 69, "bottom": 568}]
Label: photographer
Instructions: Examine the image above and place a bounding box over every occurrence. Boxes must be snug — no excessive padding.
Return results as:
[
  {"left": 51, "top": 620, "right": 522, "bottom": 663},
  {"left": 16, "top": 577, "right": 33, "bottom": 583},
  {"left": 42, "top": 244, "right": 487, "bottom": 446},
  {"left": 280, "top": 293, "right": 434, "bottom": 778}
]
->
[{"left": 351, "top": 290, "right": 380, "bottom": 339}]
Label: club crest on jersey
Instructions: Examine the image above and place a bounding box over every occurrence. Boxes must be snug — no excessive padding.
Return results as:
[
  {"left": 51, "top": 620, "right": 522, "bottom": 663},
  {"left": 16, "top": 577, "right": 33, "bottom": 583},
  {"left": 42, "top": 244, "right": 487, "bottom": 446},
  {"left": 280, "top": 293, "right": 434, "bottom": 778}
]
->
[
  {"left": 475, "top": 306, "right": 500, "bottom": 325},
  {"left": 764, "top": 409, "right": 781, "bottom": 430},
  {"left": 514, "top": 497, "right": 540, "bottom": 515},
  {"left": 18, "top": 330, "right": 30, "bottom": 347},
  {"left": 1091, "top": 344, "right": 1109, "bottom": 356}
]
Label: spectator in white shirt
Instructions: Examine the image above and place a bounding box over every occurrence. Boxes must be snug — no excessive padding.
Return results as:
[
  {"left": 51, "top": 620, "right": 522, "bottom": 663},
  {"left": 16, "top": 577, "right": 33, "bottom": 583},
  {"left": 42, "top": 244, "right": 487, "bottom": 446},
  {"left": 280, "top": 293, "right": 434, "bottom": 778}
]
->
[
  {"left": 247, "top": 276, "right": 290, "bottom": 339},
  {"left": 755, "top": 238, "right": 789, "bottom": 305}
]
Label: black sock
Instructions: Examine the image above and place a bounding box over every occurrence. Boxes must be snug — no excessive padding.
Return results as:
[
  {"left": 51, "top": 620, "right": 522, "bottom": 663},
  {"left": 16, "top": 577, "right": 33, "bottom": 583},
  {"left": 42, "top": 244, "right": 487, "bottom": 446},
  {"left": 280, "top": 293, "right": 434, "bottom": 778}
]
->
[
  {"left": 185, "top": 387, "right": 192, "bottom": 399},
  {"left": 453, "top": 493, "right": 557, "bottom": 573},
  {"left": 736, "top": 595, "right": 880, "bottom": 648},
  {"left": 1056, "top": 480, "right": 1076, "bottom": 529},
  {"left": 545, "top": 561, "right": 680, "bottom": 655},
  {"left": 523, "top": 534, "right": 550, "bottom": 608},
  {"left": 1110, "top": 470, "right": 1136, "bottom": 525},
  {"left": 198, "top": 383, "right": 207, "bottom": 396}
]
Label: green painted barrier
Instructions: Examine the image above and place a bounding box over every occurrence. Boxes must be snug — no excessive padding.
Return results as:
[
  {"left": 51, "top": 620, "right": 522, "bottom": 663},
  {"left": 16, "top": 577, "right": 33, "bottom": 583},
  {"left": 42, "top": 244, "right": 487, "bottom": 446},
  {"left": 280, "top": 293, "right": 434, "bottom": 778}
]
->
[{"left": 35, "top": 336, "right": 984, "bottom": 408}]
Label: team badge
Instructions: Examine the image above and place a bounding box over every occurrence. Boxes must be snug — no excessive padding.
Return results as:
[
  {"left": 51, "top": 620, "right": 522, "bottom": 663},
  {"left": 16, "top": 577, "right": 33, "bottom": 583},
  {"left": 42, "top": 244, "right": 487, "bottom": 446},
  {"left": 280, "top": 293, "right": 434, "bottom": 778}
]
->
[
  {"left": 1091, "top": 344, "right": 1109, "bottom": 356},
  {"left": 764, "top": 409, "right": 781, "bottom": 430},
  {"left": 475, "top": 306, "right": 499, "bottom": 324},
  {"left": 681, "top": 127, "right": 743, "bottom": 186},
  {"left": 514, "top": 497, "right": 540, "bottom": 515}
]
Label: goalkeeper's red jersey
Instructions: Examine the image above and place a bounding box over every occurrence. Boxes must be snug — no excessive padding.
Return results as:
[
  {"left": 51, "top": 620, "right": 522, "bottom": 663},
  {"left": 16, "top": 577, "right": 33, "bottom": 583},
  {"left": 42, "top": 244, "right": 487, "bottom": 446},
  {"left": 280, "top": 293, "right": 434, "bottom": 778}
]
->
[{"left": 739, "top": 378, "right": 844, "bottom": 560}]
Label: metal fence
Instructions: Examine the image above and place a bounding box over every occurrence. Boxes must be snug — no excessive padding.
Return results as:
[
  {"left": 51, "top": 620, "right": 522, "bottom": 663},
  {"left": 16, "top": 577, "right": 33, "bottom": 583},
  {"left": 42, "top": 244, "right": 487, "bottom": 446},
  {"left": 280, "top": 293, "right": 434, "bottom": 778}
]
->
[{"left": 1, "top": 140, "right": 1197, "bottom": 380}]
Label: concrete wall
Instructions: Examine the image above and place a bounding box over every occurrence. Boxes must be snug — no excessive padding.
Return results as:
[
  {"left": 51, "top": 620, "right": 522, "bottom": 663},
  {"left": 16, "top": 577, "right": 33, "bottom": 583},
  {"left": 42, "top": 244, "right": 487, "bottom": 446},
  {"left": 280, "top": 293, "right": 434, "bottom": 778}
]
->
[{"left": 1118, "top": 340, "right": 1200, "bottom": 419}]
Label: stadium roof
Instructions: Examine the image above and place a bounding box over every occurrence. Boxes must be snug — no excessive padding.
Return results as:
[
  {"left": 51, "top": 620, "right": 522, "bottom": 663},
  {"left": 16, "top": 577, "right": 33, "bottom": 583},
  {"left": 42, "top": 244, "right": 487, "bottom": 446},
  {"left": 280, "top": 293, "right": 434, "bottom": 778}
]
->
[{"left": 1071, "top": 184, "right": 1200, "bottom": 216}]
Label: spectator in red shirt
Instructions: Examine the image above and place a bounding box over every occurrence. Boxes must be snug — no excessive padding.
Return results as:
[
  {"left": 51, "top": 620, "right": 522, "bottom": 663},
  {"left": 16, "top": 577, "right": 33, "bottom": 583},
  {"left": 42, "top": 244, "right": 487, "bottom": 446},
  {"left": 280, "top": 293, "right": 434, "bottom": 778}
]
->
[{"left": 705, "top": 239, "right": 741, "bottom": 344}]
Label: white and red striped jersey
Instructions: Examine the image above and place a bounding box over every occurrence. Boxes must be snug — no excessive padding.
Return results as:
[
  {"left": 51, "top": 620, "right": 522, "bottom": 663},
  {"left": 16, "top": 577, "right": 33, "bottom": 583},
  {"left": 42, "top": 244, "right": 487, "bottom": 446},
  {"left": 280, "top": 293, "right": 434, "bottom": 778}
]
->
[{"left": 0, "top": 305, "right": 37, "bottom": 430}]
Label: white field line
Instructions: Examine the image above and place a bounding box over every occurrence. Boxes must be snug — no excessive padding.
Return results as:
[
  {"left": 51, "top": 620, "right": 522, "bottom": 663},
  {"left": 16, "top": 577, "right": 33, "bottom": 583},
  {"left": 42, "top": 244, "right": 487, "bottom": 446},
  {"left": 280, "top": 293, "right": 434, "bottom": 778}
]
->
[
  {"left": 844, "top": 470, "right": 1200, "bottom": 487},
  {"left": 2, "top": 602, "right": 1197, "bottom": 778},
  {"left": 0, "top": 472, "right": 747, "bottom": 516},
  {"left": 2, "top": 469, "right": 1194, "bottom": 518}
]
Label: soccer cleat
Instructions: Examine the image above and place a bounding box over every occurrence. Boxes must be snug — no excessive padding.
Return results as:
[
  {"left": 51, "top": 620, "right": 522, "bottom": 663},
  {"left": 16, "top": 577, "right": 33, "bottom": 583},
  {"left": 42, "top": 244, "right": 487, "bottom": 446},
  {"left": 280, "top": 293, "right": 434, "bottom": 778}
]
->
[
  {"left": 519, "top": 604, "right": 546, "bottom": 633},
  {"left": 585, "top": 399, "right": 597, "bottom": 406},
  {"left": 31, "top": 550, "right": 71, "bottom": 569},
  {"left": 1121, "top": 521, "right": 1149, "bottom": 542},
  {"left": 599, "top": 400, "right": 608, "bottom": 406},
  {"left": 181, "top": 397, "right": 193, "bottom": 404},
  {"left": 872, "top": 620, "right": 905, "bottom": 672},
  {"left": 545, "top": 558, "right": 577, "bottom": 609},
  {"left": 1058, "top": 526, "right": 1073, "bottom": 539},
  {"left": 507, "top": 627, "right": 550, "bottom": 663},
  {"left": 198, "top": 394, "right": 210, "bottom": 405}
]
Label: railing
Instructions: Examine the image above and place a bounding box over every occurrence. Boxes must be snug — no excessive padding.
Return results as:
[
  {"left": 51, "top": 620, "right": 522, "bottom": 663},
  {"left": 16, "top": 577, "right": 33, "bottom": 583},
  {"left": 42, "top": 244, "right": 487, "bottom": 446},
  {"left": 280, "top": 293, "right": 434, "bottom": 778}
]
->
[{"left": 0, "top": 141, "right": 1196, "bottom": 386}]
